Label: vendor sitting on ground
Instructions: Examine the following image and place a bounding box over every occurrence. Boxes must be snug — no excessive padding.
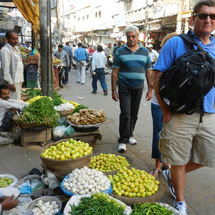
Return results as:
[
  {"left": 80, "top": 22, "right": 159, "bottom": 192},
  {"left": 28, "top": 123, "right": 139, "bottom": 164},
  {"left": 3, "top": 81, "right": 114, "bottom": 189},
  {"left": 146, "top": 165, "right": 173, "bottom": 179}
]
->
[
  {"left": 0, "top": 191, "right": 19, "bottom": 212},
  {"left": 0, "top": 84, "right": 29, "bottom": 132}
]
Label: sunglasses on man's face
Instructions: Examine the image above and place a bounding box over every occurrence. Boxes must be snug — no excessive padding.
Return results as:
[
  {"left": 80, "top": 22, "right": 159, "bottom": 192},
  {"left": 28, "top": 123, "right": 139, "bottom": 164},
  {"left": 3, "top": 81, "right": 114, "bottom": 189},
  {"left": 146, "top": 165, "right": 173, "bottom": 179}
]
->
[{"left": 194, "top": 13, "right": 215, "bottom": 20}]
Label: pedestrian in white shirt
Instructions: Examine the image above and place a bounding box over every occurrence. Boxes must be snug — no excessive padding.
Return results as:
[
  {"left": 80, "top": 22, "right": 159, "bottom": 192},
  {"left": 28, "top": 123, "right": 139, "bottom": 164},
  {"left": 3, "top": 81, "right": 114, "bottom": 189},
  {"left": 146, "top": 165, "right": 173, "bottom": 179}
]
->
[
  {"left": 1, "top": 31, "right": 24, "bottom": 100},
  {"left": 91, "top": 45, "right": 108, "bottom": 95},
  {"left": 0, "top": 85, "right": 28, "bottom": 132},
  {"left": 146, "top": 44, "right": 159, "bottom": 67}
]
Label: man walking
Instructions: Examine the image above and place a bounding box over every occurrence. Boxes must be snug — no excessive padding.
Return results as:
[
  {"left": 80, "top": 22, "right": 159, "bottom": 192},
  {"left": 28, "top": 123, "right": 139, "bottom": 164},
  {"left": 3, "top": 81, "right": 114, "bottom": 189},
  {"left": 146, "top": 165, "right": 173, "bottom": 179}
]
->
[
  {"left": 54, "top": 44, "right": 70, "bottom": 86},
  {"left": 74, "top": 43, "right": 89, "bottom": 84},
  {"left": 111, "top": 25, "right": 153, "bottom": 153},
  {"left": 146, "top": 44, "right": 159, "bottom": 68},
  {"left": 1, "top": 31, "right": 24, "bottom": 100},
  {"left": 63, "top": 42, "right": 73, "bottom": 71},
  {"left": 153, "top": 1, "right": 215, "bottom": 214},
  {"left": 91, "top": 45, "right": 108, "bottom": 95}
]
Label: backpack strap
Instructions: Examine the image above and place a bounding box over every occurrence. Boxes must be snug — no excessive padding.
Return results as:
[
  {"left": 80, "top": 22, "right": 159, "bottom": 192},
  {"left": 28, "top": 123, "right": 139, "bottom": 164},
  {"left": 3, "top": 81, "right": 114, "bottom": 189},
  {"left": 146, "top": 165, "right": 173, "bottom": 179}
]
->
[{"left": 178, "top": 30, "right": 204, "bottom": 51}]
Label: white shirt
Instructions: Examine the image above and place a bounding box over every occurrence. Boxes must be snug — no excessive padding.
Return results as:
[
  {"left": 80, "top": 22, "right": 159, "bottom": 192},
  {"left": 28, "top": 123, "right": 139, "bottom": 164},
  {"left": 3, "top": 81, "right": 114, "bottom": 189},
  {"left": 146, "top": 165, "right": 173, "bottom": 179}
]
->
[
  {"left": 0, "top": 98, "right": 29, "bottom": 126},
  {"left": 91, "top": 52, "right": 107, "bottom": 71},
  {"left": 149, "top": 49, "right": 159, "bottom": 62}
]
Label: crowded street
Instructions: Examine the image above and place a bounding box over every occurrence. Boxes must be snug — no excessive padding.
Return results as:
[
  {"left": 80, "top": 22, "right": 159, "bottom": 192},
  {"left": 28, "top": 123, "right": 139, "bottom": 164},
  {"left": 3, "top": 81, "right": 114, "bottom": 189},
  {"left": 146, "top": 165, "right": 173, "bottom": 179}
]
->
[
  {"left": 0, "top": 0, "right": 215, "bottom": 215},
  {"left": 0, "top": 67, "right": 215, "bottom": 214}
]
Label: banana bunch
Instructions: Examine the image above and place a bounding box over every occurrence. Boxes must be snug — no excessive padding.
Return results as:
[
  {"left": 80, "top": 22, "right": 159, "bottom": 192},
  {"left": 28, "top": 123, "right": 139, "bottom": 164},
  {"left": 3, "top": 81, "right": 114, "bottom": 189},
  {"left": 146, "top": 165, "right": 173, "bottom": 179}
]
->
[
  {"left": 69, "top": 101, "right": 80, "bottom": 108},
  {"left": 27, "top": 96, "right": 52, "bottom": 104},
  {"left": 53, "top": 57, "right": 62, "bottom": 65}
]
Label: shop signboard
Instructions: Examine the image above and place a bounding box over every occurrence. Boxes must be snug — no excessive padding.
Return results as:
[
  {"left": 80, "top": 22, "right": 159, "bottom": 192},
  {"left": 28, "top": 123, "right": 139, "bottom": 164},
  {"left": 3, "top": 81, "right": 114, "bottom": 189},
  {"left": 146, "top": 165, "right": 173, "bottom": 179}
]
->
[
  {"left": 149, "top": 23, "right": 162, "bottom": 31},
  {"left": 148, "top": 5, "right": 164, "bottom": 19},
  {"left": 164, "top": 2, "right": 178, "bottom": 17}
]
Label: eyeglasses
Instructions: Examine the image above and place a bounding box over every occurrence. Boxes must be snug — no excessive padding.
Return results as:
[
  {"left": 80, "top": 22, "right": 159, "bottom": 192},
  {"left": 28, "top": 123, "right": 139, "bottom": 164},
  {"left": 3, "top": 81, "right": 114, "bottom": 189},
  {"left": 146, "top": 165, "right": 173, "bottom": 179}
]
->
[
  {"left": 126, "top": 35, "right": 136, "bottom": 39},
  {"left": 194, "top": 13, "right": 215, "bottom": 20}
]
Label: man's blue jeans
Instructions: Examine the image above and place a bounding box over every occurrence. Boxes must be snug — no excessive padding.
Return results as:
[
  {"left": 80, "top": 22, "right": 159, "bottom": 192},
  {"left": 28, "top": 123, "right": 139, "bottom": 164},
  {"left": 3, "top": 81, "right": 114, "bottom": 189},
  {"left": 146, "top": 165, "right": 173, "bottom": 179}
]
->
[
  {"left": 92, "top": 68, "right": 107, "bottom": 92},
  {"left": 118, "top": 85, "right": 143, "bottom": 144},
  {"left": 62, "top": 66, "right": 69, "bottom": 83}
]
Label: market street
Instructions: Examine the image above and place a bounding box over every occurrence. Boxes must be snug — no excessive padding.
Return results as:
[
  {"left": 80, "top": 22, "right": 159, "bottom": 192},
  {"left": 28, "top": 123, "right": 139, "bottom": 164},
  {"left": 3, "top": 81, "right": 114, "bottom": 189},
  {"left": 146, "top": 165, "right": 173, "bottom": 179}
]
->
[{"left": 0, "top": 68, "right": 214, "bottom": 215}]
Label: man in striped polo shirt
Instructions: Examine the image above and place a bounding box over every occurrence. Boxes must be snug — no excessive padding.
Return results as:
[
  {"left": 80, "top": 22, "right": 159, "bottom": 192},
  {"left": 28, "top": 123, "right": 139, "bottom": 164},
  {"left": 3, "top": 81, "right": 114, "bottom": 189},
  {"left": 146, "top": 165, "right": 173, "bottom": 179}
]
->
[{"left": 111, "top": 25, "right": 153, "bottom": 152}]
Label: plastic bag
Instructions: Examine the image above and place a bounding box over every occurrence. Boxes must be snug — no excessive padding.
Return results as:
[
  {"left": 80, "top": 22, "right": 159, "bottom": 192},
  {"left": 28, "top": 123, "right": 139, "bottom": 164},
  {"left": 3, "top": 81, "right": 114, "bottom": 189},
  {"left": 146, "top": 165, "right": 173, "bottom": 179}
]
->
[
  {"left": 18, "top": 180, "right": 32, "bottom": 194},
  {"left": 30, "top": 178, "right": 43, "bottom": 192},
  {"left": 41, "top": 167, "right": 60, "bottom": 189},
  {"left": 64, "top": 126, "right": 74, "bottom": 136},
  {"left": 53, "top": 125, "right": 72, "bottom": 137}
]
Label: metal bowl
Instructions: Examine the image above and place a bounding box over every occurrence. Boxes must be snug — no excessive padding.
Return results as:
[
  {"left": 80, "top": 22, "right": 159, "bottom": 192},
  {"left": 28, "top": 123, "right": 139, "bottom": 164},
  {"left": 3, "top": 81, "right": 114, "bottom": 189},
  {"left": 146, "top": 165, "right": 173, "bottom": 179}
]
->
[{"left": 26, "top": 196, "right": 62, "bottom": 215}]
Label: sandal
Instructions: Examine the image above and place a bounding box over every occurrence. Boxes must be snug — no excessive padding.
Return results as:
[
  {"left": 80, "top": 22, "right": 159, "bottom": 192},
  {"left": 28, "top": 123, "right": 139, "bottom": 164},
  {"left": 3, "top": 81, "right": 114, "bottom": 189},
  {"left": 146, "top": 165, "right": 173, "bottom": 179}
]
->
[
  {"left": 161, "top": 165, "right": 170, "bottom": 171},
  {"left": 149, "top": 168, "right": 160, "bottom": 178}
]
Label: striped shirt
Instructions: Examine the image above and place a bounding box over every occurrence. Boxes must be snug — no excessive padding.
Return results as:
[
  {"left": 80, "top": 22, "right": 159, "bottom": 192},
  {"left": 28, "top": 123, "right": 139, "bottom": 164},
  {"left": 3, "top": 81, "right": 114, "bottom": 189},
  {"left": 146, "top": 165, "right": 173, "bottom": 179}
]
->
[{"left": 113, "top": 42, "right": 152, "bottom": 89}]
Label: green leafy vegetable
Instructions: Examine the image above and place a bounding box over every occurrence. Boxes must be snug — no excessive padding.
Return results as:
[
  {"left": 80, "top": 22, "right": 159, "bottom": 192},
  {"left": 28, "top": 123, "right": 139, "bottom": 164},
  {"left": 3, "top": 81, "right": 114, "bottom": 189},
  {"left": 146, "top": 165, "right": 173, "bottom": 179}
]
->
[
  {"left": 72, "top": 104, "right": 89, "bottom": 115},
  {"left": 18, "top": 97, "right": 59, "bottom": 127},
  {"left": 131, "top": 203, "right": 173, "bottom": 215},
  {"left": 70, "top": 196, "right": 125, "bottom": 215},
  {"left": 23, "top": 88, "right": 43, "bottom": 99}
]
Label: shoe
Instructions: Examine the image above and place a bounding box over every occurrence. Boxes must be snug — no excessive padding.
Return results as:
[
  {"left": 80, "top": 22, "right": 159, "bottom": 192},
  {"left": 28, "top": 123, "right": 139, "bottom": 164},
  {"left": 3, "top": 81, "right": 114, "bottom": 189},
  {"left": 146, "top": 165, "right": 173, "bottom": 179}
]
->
[
  {"left": 174, "top": 201, "right": 187, "bottom": 215},
  {"left": 129, "top": 137, "right": 137, "bottom": 145},
  {"left": 59, "top": 85, "right": 64, "bottom": 88},
  {"left": 162, "top": 169, "right": 176, "bottom": 199},
  {"left": 92, "top": 91, "right": 97, "bottom": 94},
  {"left": 118, "top": 143, "right": 126, "bottom": 153},
  {"left": 104, "top": 89, "right": 108, "bottom": 95}
]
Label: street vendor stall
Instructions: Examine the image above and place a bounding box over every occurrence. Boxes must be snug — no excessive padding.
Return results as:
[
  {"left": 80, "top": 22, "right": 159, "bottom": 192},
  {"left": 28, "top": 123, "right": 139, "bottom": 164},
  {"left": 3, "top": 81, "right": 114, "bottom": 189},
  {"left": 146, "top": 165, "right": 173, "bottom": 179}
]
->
[{"left": 15, "top": 89, "right": 103, "bottom": 146}]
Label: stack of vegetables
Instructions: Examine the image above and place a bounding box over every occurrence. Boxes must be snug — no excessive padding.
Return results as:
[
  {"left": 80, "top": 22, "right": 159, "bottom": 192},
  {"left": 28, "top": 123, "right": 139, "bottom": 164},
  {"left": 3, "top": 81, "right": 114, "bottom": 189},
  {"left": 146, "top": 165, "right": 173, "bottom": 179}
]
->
[
  {"left": 41, "top": 138, "right": 93, "bottom": 161},
  {"left": 109, "top": 167, "right": 160, "bottom": 198},
  {"left": 16, "top": 96, "right": 59, "bottom": 128},
  {"left": 68, "top": 192, "right": 131, "bottom": 215},
  {"left": 90, "top": 153, "right": 130, "bottom": 172},
  {"left": 61, "top": 166, "right": 111, "bottom": 195}
]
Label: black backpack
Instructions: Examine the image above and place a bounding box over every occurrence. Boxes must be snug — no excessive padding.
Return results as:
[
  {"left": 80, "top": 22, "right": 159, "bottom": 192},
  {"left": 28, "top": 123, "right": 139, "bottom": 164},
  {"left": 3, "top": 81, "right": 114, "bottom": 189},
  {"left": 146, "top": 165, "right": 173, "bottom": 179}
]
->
[{"left": 159, "top": 32, "right": 215, "bottom": 116}]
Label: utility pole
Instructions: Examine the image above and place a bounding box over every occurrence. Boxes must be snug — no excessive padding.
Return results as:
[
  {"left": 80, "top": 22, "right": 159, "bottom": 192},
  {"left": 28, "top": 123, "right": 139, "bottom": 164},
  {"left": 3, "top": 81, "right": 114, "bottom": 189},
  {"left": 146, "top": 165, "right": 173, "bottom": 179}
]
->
[
  {"left": 145, "top": 0, "right": 149, "bottom": 46},
  {"left": 39, "top": 0, "right": 53, "bottom": 97},
  {"left": 176, "top": 0, "right": 183, "bottom": 33}
]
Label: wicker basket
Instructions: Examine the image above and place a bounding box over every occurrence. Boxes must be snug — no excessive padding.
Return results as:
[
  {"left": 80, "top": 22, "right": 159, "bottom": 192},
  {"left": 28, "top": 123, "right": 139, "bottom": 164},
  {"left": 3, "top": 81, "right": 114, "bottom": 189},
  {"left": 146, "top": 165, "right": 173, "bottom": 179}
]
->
[
  {"left": 40, "top": 139, "right": 93, "bottom": 178},
  {"left": 58, "top": 109, "right": 74, "bottom": 116},
  {"left": 111, "top": 173, "right": 166, "bottom": 206}
]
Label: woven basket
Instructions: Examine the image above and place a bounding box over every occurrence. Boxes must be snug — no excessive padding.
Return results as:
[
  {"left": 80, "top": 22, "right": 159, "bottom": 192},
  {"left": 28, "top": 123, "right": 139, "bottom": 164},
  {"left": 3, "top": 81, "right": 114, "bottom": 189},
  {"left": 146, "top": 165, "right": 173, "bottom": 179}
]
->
[
  {"left": 58, "top": 109, "right": 74, "bottom": 116},
  {"left": 40, "top": 139, "right": 92, "bottom": 177}
]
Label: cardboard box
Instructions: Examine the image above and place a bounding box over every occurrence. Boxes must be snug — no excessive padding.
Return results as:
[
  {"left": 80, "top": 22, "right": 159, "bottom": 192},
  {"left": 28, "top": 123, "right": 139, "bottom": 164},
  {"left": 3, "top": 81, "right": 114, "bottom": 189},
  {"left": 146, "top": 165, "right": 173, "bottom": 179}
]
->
[{"left": 21, "top": 128, "right": 52, "bottom": 147}]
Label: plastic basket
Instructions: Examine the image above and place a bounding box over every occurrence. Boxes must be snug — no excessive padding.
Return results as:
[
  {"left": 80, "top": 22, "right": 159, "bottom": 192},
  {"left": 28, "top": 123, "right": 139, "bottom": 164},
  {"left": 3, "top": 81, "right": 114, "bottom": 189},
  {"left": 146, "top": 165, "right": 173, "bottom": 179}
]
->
[{"left": 60, "top": 173, "right": 112, "bottom": 196}]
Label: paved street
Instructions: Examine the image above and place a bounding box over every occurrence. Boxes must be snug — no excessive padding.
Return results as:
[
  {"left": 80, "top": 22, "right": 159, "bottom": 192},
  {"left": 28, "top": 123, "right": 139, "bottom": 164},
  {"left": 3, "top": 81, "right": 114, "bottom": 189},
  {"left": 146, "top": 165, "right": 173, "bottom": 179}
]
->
[{"left": 0, "top": 68, "right": 214, "bottom": 215}]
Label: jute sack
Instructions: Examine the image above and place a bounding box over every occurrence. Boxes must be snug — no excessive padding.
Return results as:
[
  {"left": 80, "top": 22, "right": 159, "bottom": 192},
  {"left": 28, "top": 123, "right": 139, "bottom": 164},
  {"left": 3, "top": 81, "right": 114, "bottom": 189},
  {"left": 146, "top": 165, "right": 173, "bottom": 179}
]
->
[
  {"left": 40, "top": 139, "right": 92, "bottom": 176},
  {"left": 111, "top": 173, "right": 166, "bottom": 206}
]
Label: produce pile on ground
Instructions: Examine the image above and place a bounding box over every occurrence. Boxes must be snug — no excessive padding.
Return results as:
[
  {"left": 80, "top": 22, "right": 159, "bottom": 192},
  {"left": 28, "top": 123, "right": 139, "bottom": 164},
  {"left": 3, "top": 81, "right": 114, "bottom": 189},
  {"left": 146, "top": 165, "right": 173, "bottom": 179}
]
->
[
  {"left": 62, "top": 166, "right": 110, "bottom": 195},
  {"left": 67, "top": 109, "right": 106, "bottom": 125},
  {"left": 31, "top": 199, "right": 60, "bottom": 215},
  {"left": 22, "top": 88, "right": 43, "bottom": 99},
  {"left": 19, "top": 47, "right": 40, "bottom": 65},
  {"left": 71, "top": 104, "right": 89, "bottom": 114},
  {"left": 108, "top": 167, "right": 159, "bottom": 198},
  {"left": 131, "top": 202, "right": 174, "bottom": 215},
  {"left": 69, "top": 192, "right": 126, "bottom": 215},
  {"left": 0, "top": 177, "right": 13, "bottom": 188},
  {"left": 54, "top": 103, "right": 75, "bottom": 111},
  {"left": 16, "top": 96, "right": 59, "bottom": 127},
  {"left": 41, "top": 138, "right": 93, "bottom": 160},
  {"left": 90, "top": 153, "right": 130, "bottom": 172}
]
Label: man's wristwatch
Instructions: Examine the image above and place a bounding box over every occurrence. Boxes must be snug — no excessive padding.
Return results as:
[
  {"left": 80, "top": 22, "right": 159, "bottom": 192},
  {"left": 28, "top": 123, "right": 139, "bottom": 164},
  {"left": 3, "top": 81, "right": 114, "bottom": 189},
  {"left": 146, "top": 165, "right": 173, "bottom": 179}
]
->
[{"left": 112, "top": 91, "right": 117, "bottom": 94}]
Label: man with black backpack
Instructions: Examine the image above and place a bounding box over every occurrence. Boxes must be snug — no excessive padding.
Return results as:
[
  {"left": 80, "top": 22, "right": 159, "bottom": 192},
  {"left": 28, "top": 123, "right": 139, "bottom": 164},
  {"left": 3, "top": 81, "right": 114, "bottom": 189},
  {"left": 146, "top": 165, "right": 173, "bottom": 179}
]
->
[{"left": 153, "top": 1, "right": 215, "bottom": 215}]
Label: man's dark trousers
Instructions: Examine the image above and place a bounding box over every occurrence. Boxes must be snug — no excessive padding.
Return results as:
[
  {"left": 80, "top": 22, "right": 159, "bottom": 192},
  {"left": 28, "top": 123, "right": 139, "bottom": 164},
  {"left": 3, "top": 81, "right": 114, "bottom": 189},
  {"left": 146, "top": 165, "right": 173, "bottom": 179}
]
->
[{"left": 118, "top": 85, "right": 143, "bottom": 143}]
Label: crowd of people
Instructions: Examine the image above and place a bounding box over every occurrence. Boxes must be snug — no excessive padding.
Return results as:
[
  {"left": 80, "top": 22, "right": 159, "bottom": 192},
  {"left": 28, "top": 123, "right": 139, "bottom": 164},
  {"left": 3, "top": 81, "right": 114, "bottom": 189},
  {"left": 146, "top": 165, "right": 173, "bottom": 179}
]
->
[{"left": 0, "top": 0, "right": 215, "bottom": 214}]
